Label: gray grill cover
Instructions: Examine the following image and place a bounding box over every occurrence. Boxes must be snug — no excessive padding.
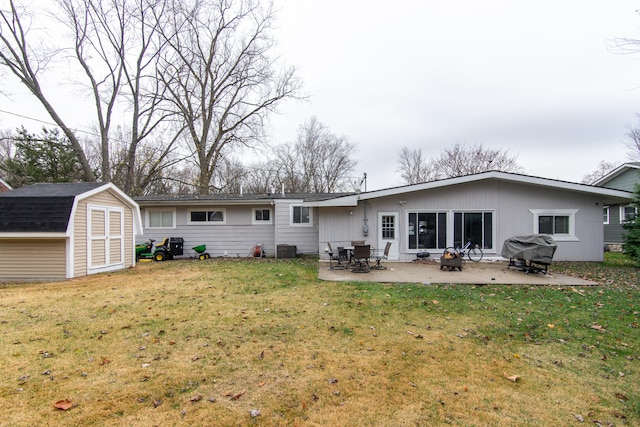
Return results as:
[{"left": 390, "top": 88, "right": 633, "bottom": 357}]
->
[{"left": 501, "top": 234, "right": 557, "bottom": 264}]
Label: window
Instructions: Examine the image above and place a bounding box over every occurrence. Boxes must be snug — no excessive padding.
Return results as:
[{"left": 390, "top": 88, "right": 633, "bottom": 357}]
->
[
  {"left": 146, "top": 209, "right": 175, "bottom": 229},
  {"left": 407, "top": 212, "right": 447, "bottom": 249},
  {"left": 291, "top": 205, "right": 311, "bottom": 225},
  {"left": 530, "top": 209, "right": 578, "bottom": 241},
  {"left": 603, "top": 206, "right": 609, "bottom": 225},
  {"left": 188, "top": 209, "right": 225, "bottom": 224},
  {"left": 453, "top": 211, "right": 493, "bottom": 250},
  {"left": 381, "top": 215, "right": 396, "bottom": 239},
  {"left": 253, "top": 208, "right": 272, "bottom": 224},
  {"left": 620, "top": 206, "right": 638, "bottom": 224}
]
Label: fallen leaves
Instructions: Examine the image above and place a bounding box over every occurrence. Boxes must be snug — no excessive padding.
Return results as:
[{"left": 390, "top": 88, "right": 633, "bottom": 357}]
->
[
  {"left": 54, "top": 399, "right": 74, "bottom": 411},
  {"left": 229, "top": 390, "right": 246, "bottom": 401},
  {"left": 503, "top": 373, "right": 520, "bottom": 382}
]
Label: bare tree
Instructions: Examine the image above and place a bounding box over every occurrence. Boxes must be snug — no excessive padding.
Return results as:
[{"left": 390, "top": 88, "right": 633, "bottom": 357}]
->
[
  {"left": 436, "top": 142, "right": 522, "bottom": 178},
  {"left": 158, "top": 0, "right": 301, "bottom": 195},
  {"left": 271, "top": 116, "right": 357, "bottom": 193},
  {"left": 397, "top": 142, "right": 523, "bottom": 184},
  {"left": 57, "top": 0, "right": 180, "bottom": 192},
  {"left": 397, "top": 146, "right": 437, "bottom": 184},
  {"left": 0, "top": 0, "right": 95, "bottom": 180},
  {"left": 580, "top": 160, "right": 618, "bottom": 184}
]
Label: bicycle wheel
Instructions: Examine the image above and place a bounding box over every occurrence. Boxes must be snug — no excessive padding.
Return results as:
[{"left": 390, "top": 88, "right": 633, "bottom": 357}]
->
[{"left": 467, "top": 245, "right": 483, "bottom": 262}]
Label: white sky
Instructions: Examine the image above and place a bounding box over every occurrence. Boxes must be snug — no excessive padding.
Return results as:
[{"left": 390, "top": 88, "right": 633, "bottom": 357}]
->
[
  {"left": 1, "top": 0, "right": 639, "bottom": 191},
  {"left": 267, "top": 0, "right": 640, "bottom": 190}
]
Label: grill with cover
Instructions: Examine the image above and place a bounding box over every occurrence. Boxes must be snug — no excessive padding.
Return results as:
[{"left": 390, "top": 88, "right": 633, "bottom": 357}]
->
[{"left": 501, "top": 234, "right": 557, "bottom": 274}]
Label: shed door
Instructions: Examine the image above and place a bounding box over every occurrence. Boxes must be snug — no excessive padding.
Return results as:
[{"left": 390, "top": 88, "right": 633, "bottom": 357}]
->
[{"left": 88, "top": 205, "right": 124, "bottom": 274}]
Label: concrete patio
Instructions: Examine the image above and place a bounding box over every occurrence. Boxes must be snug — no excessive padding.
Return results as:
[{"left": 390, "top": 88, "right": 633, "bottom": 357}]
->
[{"left": 318, "top": 259, "right": 598, "bottom": 286}]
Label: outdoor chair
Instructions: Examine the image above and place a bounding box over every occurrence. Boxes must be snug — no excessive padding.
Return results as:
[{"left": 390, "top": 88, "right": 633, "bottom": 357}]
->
[
  {"left": 351, "top": 240, "right": 365, "bottom": 246},
  {"left": 327, "top": 242, "right": 347, "bottom": 270},
  {"left": 350, "top": 244, "right": 371, "bottom": 273},
  {"left": 371, "top": 241, "right": 392, "bottom": 270}
]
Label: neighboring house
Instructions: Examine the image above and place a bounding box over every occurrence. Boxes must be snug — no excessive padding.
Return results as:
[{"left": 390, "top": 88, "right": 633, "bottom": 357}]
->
[
  {"left": 0, "top": 178, "right": 11, "bottom": 193},
  {"left": 134, "top": 192, "right": 342, "bottom": 258},
  {"left": 135, "top": 172, "right": 631, "bottom": 262},
  {"left": 593, "top": 162, "right": 640, "bottom": 250},
  {"left": 0, "top": 182, "right": 142, "bottom": 281},
  {"left": 307, "top": 171, "right": 631, "bottom": 262}
]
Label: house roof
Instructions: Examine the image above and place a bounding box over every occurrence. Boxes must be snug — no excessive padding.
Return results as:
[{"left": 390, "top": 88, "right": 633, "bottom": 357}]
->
[
  {"left": 592, "top": 162, "right": 640, "bottom": 188},
  {"left": 134, "top": 192, "right": 353, "bottom": 206},
  {"left": 304, "top": 171, "right": 633, "bottom": 207},
  {"left": 0, "top": 182, "right": 142, "bottom": 235}
]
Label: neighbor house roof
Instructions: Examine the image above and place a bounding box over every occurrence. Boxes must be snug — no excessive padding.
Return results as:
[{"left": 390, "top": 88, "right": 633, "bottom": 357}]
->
[
  {"left": 592, "top": 162, "right": 640, "bottom": 188},
  {"left": 0, "top": 182, "right": 142, "bottom": 236},
  {"left": 0, "top": 178, "right": 11, "bottom": 193},
  {"left": 304, "top": 171, "right": 633, "bottom": 207}
]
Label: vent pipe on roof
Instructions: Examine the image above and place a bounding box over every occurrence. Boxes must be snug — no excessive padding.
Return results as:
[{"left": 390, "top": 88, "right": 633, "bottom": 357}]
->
[
  {"left": 240, "top": 185, "right": 243, "bottom": 196},
  {"left": 281, "top": 183, "right": 285, "bottom": 196}
]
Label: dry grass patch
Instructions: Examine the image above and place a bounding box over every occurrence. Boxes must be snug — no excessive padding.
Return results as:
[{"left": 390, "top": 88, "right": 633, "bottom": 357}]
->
[{"left": 0, "top": 258, "right": 638, "bottom": 426}]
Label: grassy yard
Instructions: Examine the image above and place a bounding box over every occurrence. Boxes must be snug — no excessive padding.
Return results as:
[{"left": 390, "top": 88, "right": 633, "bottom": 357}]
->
[{"left": 0, "top": 255, "right": 638, "bottom": 426}]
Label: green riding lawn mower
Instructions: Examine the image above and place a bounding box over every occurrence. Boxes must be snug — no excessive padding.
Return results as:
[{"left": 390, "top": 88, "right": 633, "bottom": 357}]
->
[{"left": 136, "top": 237, "right": 210, "bottom": 261}]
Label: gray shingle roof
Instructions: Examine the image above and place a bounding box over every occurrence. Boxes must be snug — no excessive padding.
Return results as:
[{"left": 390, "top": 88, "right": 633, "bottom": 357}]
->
[{"left": 0, "top": 182, "right": 106, "bottom": 232}]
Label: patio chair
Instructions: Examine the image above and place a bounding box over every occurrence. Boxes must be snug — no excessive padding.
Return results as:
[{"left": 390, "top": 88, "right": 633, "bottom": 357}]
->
[
  {"left": 351, "top": 244, "right": 371, "bottom": 273},
  {"left": 327, "top": 242, "right": 347, "bottom": 270},
  {"left": 371, "top": 241, "right": 392, "bottom": 270},
  {"left": 351, "top": 240, "right": 365, "bottom": 246}
]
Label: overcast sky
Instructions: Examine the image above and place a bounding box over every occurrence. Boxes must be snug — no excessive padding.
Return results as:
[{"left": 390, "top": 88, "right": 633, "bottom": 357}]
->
[
  {"left": 267, "top": 0, "right": 640, "bottom": 190},
  {"left": 1, "top": 1, "right": 639, "bottom": 192}
]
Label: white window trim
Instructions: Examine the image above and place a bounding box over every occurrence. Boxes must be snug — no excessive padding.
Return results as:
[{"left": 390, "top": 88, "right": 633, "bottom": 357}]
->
[
  {"left": 252, "top": 208, "right": 273, "bottom": 225},
  {"left": 603, "top": 206, "right": 609, "bottom": 225},
  {"left": 145, "top": 208, "right": 176, "bottom": 229},
  {"left": 529, "top": 209, "right": 579, "bottom": 242},
  {"left": 290, "top": 204, "right": 312, "bottom": 227},
  {"left": 620, "top": 205, "right": 638, "bottom": 224},
  {"left": 187, "top": 208, "right": 226, "bottom": 225}
]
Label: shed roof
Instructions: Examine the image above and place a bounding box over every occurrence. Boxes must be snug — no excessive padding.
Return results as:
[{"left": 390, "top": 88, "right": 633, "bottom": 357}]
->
[
  {"left": 0, "top": 183, "right": 107, "bottom": 233},
  {"left": 0, "top": 182, "right": 145, "bottom": 236}
]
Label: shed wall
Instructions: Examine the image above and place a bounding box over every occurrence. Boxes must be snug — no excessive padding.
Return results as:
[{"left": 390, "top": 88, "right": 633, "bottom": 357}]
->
[
  {"left": 0, "top": 239, "right": 66, "bottom": 280},
  {"left": 73, "top": 189, "right": 136, "bottom": 277}
]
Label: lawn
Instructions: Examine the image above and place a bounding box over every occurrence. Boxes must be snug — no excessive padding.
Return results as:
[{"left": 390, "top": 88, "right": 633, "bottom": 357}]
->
[{"left": 0, "top": 255, "right": 638, "bottom": 426}]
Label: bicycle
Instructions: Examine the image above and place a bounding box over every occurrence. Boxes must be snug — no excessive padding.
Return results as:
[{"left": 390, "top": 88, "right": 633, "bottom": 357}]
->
[{"left": 444, "top": 240, "right": 483, "bottom": 262}]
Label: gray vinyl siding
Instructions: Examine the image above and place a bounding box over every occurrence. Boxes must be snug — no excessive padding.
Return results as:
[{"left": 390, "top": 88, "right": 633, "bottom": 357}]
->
[
  {"left": 141, "top": 204, "right": 277, "bottom": 257},
  {"left": 319, "top": 180, "right": 606, "bottom": 262},
  {"left": 604, "top": 204, "right": 627, "bottom": 244},
  {"left": 603, "top": 169, "right": 639, "bottom": 192},
  {"left": 274, "top": 200, "right": 319, "bottom": 255}
]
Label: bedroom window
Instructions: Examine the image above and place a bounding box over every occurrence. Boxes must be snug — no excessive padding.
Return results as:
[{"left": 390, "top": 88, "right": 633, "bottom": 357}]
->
[
  {"left": 253, "top": 208, "right": 272, "bottom": 224},
  {"left": 147, "top": 209, "right": 175, "bottom": 229},
  {"left": 530, "top": 209, "right": 578, "bottom": 241},
  {"left": 188, "top": 209, "right": 225, "bottom": 224},
  {"left": 291, "top": 205, "right": 311, "bottom": 225}
]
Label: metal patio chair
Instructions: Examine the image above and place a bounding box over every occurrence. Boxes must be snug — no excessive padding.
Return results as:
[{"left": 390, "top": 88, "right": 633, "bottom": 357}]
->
[
  {"left": 327, "top": 242, "right": 347, "bottom": 270},
  {"left": 371, "top": 241, "right": 392, "bottom": 270},
  {"left": 350, "top": 244, "right": 371, "bottom": 273}
]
